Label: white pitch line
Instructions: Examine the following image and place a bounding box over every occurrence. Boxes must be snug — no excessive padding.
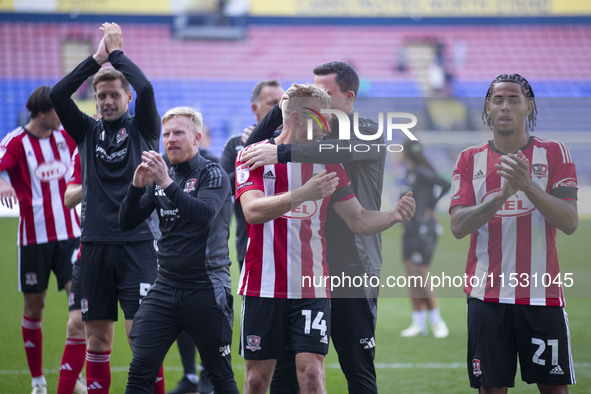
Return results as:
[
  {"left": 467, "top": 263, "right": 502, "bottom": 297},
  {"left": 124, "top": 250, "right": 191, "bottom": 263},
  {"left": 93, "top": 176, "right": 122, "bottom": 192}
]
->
[{"left": 1, "top": 363, "right": 590, "bottom": 375}]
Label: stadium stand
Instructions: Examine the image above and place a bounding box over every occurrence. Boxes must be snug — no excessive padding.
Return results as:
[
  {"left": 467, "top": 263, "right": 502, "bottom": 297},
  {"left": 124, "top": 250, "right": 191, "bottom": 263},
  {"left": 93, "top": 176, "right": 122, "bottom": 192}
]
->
[{"left": 0, "top": 20, "right": 590, "bottom": 159}]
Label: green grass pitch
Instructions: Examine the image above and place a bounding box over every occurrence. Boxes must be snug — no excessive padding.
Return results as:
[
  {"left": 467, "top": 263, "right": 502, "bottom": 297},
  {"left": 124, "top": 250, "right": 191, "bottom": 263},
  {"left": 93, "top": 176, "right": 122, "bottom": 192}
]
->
[{"left": 0, "top": 215, "right": 589, "bottom": 392}]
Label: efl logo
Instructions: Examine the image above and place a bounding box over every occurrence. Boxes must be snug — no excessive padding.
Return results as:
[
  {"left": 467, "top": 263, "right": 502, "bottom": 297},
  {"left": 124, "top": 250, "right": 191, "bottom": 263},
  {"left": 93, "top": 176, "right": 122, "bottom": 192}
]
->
[{"left": 305, "top": 108, "right": 418, "bottom": 153}]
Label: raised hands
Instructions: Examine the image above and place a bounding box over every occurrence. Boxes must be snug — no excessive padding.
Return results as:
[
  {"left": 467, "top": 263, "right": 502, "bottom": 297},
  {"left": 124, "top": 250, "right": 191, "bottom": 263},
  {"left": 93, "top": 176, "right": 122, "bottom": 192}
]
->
[
  {"left": 93, "top": 23, "right": 122, "bottom": 65},
  {"left": 495, "top": 150, "right": 532, "bottom": 198},
  {"left": 133, "top": 150, "right": 173, "bottom": 190},
  {"left": 93, "top": 36, "right": 109, "bottom": 65},
  {"left": 100, "top": 22, "right": 123, "bottom": 54}
]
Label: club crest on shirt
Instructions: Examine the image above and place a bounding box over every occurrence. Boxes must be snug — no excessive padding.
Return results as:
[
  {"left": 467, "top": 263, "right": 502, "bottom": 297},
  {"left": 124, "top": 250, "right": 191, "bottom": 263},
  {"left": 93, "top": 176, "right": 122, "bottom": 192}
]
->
[
  {"left": 532, "top": 164, "right": 548, "bottom": 178},
  {"left": 237, "top": 164, "right": 250, "bottom": 184},
  {"left": 116, "top": 128, "right": 128, "bottom": 144},
  {"left": 184, "top": 179, "right": 196, "bottom": 193},
  {"left": 246, "top": 335, "right": 261, "bottom": 352}
]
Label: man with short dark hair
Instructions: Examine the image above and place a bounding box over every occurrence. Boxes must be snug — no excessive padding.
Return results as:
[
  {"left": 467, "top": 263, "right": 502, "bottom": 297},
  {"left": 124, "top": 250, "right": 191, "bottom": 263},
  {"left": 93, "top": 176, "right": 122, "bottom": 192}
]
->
[
  {"left": 120, "top": 106, "right": 238, "bottom": 394},
  {"left": 50, "top": 23, "right": 162, "bottom": 393},
  {"left": 242, "top": 61, "right": 386, "bottom": 393},
  {"left": 0, "top": 85, "right": 81, "bottom": 394},
  {"left": 450, "top": 74, "right": 578, "bottom": 393}
]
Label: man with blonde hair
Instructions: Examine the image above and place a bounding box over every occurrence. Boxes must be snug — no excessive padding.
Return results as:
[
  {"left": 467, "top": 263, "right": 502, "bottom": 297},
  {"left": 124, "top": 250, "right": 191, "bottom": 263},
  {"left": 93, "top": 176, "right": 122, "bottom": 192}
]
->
[
  {"left": 120, "top": 107, "right": 238, "bottom": 393},
  {"left": 236, "top": 84, "right": 415, "bottom": 394}
]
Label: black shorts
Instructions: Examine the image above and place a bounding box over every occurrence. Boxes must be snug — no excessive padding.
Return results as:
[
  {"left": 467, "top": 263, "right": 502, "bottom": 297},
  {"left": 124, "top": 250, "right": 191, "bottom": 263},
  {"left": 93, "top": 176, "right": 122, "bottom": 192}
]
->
[
  {"left": 467, "top": 298, "right": 575, "bottom": 388},
  {"left": 69, "top": 256, "right": 82, "bottom": 312},
  {"left": 127, "top": 280, "right": 237, "bottom": 393},
  {"left": 80, "top": 241, "right": 157, "bottom": 321},
  {"left": 240, "top": 296, "right": 330, "bottom": 360},
  {"left": 18, "top": 238, "right": 80, "bottom": 293},
  {"left": 402, "top": 219, "right": 441, "bottom": 265}
]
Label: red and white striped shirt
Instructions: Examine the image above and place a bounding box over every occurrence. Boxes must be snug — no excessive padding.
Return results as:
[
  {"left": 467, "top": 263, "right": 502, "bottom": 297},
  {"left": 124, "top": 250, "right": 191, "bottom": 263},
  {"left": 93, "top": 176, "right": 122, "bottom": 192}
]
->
[
  {"left": 235, "top": 142, "right": 352, "bottom": 299},
  {"left": 450, "top": 136, "right": 577, "bottom": 307},
  {"left": 67, "top": 147, "right": 81, "bottom": 187},
  {"left": 0, "top": 127, "right": 80, "bottom": 246}
]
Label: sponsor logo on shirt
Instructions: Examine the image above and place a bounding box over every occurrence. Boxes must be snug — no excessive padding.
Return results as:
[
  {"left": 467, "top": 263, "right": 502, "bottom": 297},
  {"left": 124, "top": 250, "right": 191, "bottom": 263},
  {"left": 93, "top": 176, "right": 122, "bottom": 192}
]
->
[
  {"left": 246, "top": 335, "right": 261, "bottom": 351},
  {"left": 553, "top": 177, "right": 577, "bottom": 189},
  {"left": 116, "top": 128, "right": 128, "bottom": 144},
  {"left": 96, "top": 146, "right": 127, "bottom": 162},
  {"left": 160, "top": 208, "right": 179, "bottom": 217},
  {"left": 263, "top": 170, "right": 275, "bottom": 180},
  {"left": 532, "top": 164, "right": 548, "bottom": 178},
  {"left": 482, "top": 190, "right": 535, "bottom": 218},
  {"left": 473, "top": 169, "right": 485, "bottom": 180},
  {"left": 34, "top": 161, "right": 68, "bottom": 182},
  {"left": 282, "top": 200, "right": 318, "bottom": 220},
  {"left": 184, "top": 179, "right": 196, "bottom": 193},
  {"left": 237, "top": 181, "right": 253, "bottom": 192},
  {"left": 57, "top": 141, "right": 67, "bottom": 152}
]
